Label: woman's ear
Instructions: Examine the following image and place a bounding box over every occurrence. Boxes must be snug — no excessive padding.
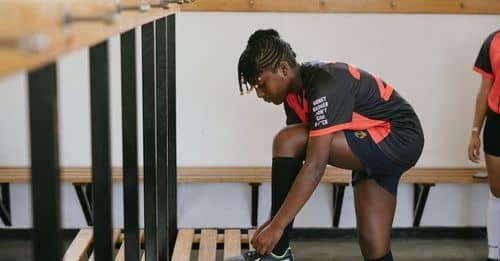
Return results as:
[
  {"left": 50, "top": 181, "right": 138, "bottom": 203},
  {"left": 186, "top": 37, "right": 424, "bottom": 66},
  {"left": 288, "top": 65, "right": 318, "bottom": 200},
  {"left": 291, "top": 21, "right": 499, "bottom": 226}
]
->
[{"left": 277, "top": 61, "right": 289, "bottom": 78}]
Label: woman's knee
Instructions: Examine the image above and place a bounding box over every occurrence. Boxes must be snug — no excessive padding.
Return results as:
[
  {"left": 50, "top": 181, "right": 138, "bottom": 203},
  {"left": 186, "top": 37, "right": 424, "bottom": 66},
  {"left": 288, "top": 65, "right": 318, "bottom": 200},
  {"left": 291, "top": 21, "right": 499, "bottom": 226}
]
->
[
  {"left": 273, "top": 124, "right": 308, "bottom": 158},
  {"left": 489, "top": 170, "right": 500, "bottom": 198},
  {"left": 490, "top": 186, "right": 500, "bottom": 198},
  {"left": 358, "top": 232, "right": 391, "bottom": 260}
]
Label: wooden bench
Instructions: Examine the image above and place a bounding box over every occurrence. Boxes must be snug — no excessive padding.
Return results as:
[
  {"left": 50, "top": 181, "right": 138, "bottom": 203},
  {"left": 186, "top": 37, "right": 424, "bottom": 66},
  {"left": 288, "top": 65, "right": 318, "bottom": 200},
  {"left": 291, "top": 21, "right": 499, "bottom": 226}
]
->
[
  {"left": 51, "top": 167, "right": 487, "bottom": 260},
  {"left": 0, "top": 167, "right": 487, "bottom": 228},
  {"left": 63, "top": 229, "right": 145, "bottom": 261},
  {"left": 61, "top": 228, "right": 256, "bottom": 261},
  {"left": 172, "top": 229, "right": 258, "bottom": 261}
]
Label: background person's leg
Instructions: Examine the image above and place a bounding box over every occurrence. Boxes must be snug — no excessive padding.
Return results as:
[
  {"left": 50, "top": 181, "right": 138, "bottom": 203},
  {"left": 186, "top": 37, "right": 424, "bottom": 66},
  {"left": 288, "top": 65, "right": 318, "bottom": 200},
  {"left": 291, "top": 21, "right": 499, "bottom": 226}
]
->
[{"left": 486, "top": 154, "right": 500, "bottom": 260}]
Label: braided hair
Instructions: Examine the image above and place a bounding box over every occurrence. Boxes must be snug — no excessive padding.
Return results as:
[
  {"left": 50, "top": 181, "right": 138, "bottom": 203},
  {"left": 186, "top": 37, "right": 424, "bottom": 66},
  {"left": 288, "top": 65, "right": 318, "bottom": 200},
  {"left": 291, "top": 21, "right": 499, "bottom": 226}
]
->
[{"left": 237, "top": 29, "right": 297, "bottom": 95}]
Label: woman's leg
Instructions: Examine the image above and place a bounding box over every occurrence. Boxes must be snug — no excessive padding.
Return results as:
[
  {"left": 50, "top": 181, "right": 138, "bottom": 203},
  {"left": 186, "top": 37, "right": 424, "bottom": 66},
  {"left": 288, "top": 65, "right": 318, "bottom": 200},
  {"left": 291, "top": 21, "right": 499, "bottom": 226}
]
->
[
  {"left": 486, "top": 153, "right": 500, "bottom": 260},
  {"left": 354, "top": 179, "right": 396, "bottom": 260}
]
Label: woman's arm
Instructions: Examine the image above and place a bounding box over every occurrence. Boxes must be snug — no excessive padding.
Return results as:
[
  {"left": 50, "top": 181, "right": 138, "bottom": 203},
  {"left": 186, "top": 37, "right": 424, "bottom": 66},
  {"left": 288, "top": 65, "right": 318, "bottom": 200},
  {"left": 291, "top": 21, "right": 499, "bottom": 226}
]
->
[
  {"left": 468, "top": 76, "right": 493, "bottom": 162},
  {"left": 271, "top": 132, "right": 333, "bottom": 230}
]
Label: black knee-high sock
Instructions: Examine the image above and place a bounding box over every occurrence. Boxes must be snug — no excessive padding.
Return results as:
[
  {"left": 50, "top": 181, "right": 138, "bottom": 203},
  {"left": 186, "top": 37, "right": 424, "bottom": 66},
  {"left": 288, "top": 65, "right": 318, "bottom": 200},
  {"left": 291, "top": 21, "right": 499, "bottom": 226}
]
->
[
  {"left": 365, "top": 251, "right": 393, "bottom": 261},
  {"left": 271, "top": 157, "right": 303, "bottom": 256}
]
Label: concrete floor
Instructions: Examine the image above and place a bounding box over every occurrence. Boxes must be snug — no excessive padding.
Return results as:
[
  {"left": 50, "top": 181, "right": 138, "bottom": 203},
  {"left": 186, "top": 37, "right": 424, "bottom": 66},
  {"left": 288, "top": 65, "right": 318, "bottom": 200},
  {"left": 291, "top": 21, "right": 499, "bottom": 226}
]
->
[
  {"left": 0, "top": 238, "right": 488, "bottom": 260},
  {"left": 200, "top": 239, "right": 487, "bottom": 261},
  {"left": 289, "top": 239, "right": 487, "bottom": 261}
]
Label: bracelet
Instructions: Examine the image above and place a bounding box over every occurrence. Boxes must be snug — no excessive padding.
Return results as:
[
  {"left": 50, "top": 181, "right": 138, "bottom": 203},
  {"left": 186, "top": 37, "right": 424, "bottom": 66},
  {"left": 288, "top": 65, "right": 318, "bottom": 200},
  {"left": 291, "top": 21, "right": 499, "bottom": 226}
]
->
[{"left": 472, "top": 127, "right": 480, "bottom": 133}]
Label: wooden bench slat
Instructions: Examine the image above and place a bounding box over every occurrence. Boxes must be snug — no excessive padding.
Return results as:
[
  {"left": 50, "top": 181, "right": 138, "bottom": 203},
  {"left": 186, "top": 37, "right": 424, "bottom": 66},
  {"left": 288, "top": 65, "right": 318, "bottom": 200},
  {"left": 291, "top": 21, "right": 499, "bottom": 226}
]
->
[
  {"left": 115, "top": 243, "right": 125, "bottom": 261},
  {"left": 198, "top": 229, "right": 217, "bottom": 261},
  {"left": 0, "top": 167, "right": 488, "bottom": 184},
  {"left": 0, "top": 3, "right": 181, "bottom": 78},
  {"left": 181, "top": 0, "right": 500, "bottom": 14},
  {"left": 248, "top": 230, "right": 256, "bottom": 251},
  {"left": 223, "top": 230, "right": 241, "bottom": 259},
  {"left": 63, "top": 229, "right": 93, "bottom": 261},
  {"left": 172, "top": 229, "right": 195, "bottom": 261}
]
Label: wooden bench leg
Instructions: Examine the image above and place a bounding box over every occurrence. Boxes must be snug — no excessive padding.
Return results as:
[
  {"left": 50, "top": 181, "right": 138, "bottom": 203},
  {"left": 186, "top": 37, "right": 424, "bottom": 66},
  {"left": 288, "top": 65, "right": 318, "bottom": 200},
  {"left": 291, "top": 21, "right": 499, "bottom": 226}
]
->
[
  {"left": 413, "top": 184, "right": 434, "bottom": 227},
  {"left": 0, "top": 183, "right": 11, "bottom": 226},
  {"left": 250, "top": 183, "right": 261, "bottom": 227},
  {"left": 332, "top": 184, "right": 347, "bottom": 228},
  {"left": 74, "top": 183, "right": 94, "bottom": 226}
]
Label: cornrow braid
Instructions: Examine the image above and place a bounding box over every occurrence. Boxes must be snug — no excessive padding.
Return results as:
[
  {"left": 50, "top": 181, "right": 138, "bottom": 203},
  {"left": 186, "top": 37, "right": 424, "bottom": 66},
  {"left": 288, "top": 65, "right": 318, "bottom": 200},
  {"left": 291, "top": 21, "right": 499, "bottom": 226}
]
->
[{"left": 238, "top": 29, "right": 297, "bottom": 95}]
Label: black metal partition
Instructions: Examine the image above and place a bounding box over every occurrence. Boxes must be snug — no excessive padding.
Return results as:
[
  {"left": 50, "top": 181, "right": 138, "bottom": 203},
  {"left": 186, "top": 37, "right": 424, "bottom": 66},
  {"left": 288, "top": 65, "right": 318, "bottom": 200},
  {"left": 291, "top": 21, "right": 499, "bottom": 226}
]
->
[
  {"left": 120, "top": 28, "right": 140, "bottom": 261},
  {"left": 23, "top": 11, "right": 178, "bottom": 261},
  {"left": 28, "top": 63, "right": 63, "bottom": 261}
]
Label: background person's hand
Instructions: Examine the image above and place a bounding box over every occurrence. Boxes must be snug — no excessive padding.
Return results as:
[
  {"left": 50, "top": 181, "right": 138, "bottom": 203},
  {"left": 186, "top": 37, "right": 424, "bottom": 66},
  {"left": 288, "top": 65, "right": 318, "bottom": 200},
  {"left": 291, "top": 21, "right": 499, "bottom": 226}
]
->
[{"left": 468, "top": 134, "right": 481, "bottom": 163}]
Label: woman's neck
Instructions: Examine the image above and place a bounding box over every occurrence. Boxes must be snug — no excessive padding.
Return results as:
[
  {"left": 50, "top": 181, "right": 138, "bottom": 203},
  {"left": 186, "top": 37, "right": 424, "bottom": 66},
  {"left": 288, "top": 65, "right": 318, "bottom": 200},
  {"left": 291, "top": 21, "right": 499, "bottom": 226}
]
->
[{"left": 289, "top": 65, "right": 304, "bottom": 93}]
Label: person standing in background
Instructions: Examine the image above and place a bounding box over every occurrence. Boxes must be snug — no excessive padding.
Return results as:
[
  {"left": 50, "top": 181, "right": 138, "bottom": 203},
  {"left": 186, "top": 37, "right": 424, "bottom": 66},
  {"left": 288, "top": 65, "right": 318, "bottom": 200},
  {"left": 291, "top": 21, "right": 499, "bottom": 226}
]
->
[{"left": 468, "top": 30, "right": 500, "bottom": 261}]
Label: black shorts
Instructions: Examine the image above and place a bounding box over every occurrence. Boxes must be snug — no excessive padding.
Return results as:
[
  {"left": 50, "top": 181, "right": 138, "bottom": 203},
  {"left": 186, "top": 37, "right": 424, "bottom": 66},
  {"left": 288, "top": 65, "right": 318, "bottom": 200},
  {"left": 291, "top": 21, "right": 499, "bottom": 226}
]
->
[
  {"left": 484, "top": 109, "right": 500, "bottom": 157},
  {"left": 345, "top": 130, "right": 413, "bottom": 196}
]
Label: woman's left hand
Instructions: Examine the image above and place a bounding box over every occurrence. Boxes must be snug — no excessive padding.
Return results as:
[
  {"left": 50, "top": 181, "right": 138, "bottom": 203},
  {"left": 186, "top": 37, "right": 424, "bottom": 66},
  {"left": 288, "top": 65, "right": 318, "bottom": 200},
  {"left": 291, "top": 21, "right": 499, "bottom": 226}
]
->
[{"left": 251, "top": 220, "right": 285, "bottom": 255}]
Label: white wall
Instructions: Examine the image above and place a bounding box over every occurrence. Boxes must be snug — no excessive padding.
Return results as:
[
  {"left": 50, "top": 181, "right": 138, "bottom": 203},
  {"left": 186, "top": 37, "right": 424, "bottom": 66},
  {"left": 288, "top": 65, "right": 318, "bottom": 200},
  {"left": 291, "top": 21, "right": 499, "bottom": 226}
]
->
[{"left": 0, "top": 12, "right": 498, "bottom": 229}]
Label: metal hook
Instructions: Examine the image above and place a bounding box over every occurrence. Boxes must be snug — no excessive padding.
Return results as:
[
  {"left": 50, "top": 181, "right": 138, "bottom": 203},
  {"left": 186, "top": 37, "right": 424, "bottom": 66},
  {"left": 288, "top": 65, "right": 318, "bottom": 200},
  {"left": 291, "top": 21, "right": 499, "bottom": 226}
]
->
[
  {"left": 62, "top": 2, "right": 118, "bottom": 29},
  {"left": 0, "top": 34, "right": 51, "bottom": 53},
  {"left": 118, "top": 0, "right": 151, "bottom": 12}
]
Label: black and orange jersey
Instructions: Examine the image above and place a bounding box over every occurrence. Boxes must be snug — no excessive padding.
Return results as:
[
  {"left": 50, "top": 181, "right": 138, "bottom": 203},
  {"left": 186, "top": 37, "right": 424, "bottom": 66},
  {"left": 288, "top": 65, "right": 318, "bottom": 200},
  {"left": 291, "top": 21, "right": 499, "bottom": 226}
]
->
[
  {"left": 473, "top": 30, "right": 500, "bottom": 114},
  {"left": 284, "top": 61, "right": 424, "bottom": 166}
]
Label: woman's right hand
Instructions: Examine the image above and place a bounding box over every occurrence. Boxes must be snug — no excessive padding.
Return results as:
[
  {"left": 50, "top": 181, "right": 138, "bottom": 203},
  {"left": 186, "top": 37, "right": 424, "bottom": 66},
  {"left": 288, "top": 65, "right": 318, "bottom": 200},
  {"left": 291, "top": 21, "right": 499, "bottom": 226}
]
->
[
  {"left": 252, "top": 219, "right": 272, "bottom": 244},
  {"left": 468, "top": 133, "right": 481, "bottom": 163}
]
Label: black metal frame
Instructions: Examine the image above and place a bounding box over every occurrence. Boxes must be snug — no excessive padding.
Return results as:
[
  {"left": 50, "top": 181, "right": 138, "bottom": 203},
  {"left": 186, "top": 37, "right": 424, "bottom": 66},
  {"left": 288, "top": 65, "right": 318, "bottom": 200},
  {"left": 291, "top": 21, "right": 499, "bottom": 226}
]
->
[
  {"left": 142, "top": 20, "right": 158, "bottom": 261},
  {"left": 0, "top": 184, "right": 11, "bottom": 226},
  {"left": 413, "top": 184, "right": 434, "bottom": 227},
  {"left": 155, "top": 16, "right": 169, "bottom": 261},
  {"left": 89, "top": 40, "right": 113, "bottom": 261},
  {"left": 332, "top": 184, "right": 347, "bottom": 227},
  {"left": 73, "top": 183, "right": 94, "bottom": 226},
  {"left": 121, "top": 28, "right": 140, "bottom": 261},
  {"left": 166, "top": 14, "right": 178, "bottom": 259},
  {"left": 18, "top": 8, "right": 178, "bottom": 260},
  {"left": 250, "top": 183, "right": 260, "bottom": 227},
  {"left": 28, "top": 63, "right": 63, "bottom": 261}
]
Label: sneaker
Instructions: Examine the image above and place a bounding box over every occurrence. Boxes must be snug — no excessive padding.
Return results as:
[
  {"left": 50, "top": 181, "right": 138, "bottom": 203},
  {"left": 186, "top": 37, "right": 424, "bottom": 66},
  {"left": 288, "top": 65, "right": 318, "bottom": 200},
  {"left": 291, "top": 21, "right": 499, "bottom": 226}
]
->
[{"left": 225, "top": 248, "right": 294, "bottom": 261}]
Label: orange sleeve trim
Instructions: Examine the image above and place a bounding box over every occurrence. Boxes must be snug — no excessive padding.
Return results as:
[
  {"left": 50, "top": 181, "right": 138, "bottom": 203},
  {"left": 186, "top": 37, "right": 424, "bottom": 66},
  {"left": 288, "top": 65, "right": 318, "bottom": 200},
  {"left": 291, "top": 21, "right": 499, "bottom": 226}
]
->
[
  {"left": 309, "top": 122, "right": 352, "bottom": 137},
  {"left": 348, "top": 64, "right": 361, "bottom": 80},
  {"left": 473, "top": 66, "right": 494, "bottom": 79}
]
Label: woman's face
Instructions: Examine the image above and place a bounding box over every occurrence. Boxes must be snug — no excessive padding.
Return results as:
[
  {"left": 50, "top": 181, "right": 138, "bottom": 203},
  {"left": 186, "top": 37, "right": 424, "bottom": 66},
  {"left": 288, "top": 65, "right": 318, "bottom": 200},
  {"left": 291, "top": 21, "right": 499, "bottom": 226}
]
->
[{"left": 254, "top": 62, "right": 292, "bottom": 105}]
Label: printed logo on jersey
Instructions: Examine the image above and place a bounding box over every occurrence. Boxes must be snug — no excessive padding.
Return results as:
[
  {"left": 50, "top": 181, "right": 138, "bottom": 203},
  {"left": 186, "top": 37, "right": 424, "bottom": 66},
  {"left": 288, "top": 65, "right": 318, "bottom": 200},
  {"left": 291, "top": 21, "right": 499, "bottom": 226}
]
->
[
  {"left": 354, "top": 131, "right": 368, "bottom": 139},
  {"left": 312, "top": 96, "right": 328, "bottom": 127}
]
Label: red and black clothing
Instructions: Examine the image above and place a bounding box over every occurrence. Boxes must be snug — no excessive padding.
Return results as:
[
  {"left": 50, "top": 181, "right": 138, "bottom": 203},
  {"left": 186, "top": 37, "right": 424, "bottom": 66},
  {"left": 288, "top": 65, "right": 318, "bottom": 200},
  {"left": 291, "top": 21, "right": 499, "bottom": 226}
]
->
[
  {"left": 284, "top": 61, "right": 424, "bottom": 167},
  {"left": 474, "top": 30, "right": 500, "bottom": 114},
  {"left": 474, "top": 30, "right": 500, "bottom": 156}
]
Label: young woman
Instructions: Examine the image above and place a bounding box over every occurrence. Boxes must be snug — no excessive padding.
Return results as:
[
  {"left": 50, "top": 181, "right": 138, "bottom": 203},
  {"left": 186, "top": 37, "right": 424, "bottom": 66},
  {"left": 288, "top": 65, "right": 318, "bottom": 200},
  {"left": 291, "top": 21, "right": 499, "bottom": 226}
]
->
[
  {"left": 468, "top": 30, "right": 500, "bottom": 261},
  {"left": 227, "top": 29, "right": 424, "bottom": 261}
]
